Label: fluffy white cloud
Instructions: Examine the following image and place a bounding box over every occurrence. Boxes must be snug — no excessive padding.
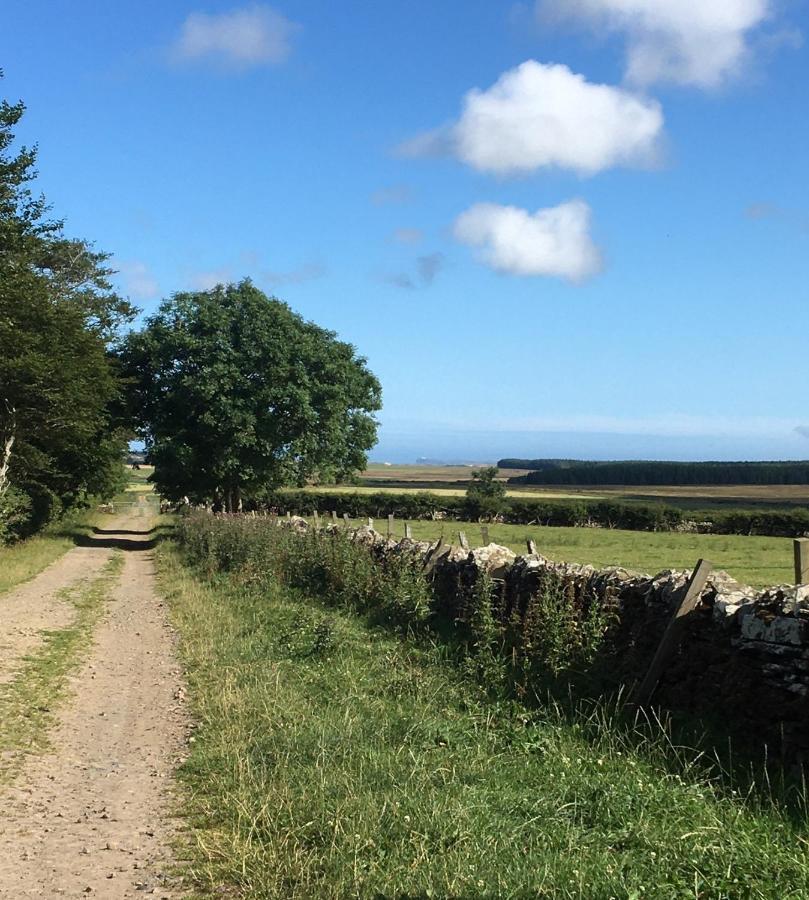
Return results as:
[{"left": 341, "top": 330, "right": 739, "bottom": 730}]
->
[
  {"left": 400, "top": 61, "right": 663, "bottom": 177},
  {"left": 453, "top": 200, "right": 601, "bottom": 282},
  {"left": 538, "top": 0, "right": 772, "bottom": 87},
  {"left": 173, "top": 4, "right": 299, "bottom": 68}
]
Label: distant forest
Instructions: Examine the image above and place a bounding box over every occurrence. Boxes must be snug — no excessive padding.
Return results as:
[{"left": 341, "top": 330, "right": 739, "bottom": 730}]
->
[{"left": 501, "top": 460, "right": 809, "bottom": 486}]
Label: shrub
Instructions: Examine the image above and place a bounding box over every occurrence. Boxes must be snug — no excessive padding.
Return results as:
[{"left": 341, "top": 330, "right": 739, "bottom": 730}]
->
[{"left": 0, "top": 486, "right": 33, "bottom": 544}]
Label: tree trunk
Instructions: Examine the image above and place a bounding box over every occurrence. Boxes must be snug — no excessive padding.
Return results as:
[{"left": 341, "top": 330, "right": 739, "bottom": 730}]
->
[{"left": 0, "top": 403, "right": 16, "bottom": 498}]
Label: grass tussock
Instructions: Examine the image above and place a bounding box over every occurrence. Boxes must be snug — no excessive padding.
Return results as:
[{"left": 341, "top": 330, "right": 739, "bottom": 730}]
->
[
  {"left": 0, "top": 553, "right": 123, "bottom": 780},
  {"left": 159, "top": 527, "right": 809, "bottom": 899}
]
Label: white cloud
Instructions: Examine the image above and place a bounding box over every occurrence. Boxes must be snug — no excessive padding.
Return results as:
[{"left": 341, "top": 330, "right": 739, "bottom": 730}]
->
[
  {"left": 118, "top": 261, "right": 159, "bottom": 300},
  {"left": 538, "top": 0, "right": 772, "bottom": 87},
  {"left": 453, "top": 200, "right": 602, "bottom": 282},
  {"left": 399, "top": 61, "right": 663, "bottom": 177},
  {"left": 172, "top": 4, "right": 299, "bottom": 69}
]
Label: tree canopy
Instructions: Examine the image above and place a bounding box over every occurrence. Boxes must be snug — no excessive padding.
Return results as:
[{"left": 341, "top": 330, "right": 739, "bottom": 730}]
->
[
  {"left": 120, "top": 281, "right": 381, "bottom": 510},
  {"left": 465, "top": 466, "right": 506, "bottom": 521},
  {"left": 0, "top": 76, "right": 133, "bottom": 539}
]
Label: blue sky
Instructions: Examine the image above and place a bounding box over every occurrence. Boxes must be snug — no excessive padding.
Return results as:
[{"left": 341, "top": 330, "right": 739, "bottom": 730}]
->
[{"left": 3, "top": 1, "right": 809, "bottom": 462}]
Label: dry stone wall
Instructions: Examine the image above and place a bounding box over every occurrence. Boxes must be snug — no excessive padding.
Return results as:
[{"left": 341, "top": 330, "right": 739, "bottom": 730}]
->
[{"left": 283, "top": 516, "right": 809, "bottom": 758}]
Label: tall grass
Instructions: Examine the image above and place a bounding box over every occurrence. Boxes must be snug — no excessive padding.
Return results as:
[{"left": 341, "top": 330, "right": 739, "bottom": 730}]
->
[
  {"left": 160, "top": 532, "right": 809, "bottom": 898},
  {"left": 178, "top": 514, "right": 609, "bottom": 686}
]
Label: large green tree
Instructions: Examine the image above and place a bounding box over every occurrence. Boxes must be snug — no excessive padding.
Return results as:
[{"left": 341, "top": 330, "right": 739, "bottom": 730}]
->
[
  {"left": 121, "top": 281, "right": 381, "bottom": 510},
  {"left": 0, "top": 77, "right": 134, "bottom": 538}
]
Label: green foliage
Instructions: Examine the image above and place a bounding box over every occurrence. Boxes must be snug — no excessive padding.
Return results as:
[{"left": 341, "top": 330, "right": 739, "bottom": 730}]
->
[
  {"left": 0, "top": 486, "right": 32, "bottom": 543},
  {"left": 506, "top": 459, "right": 809, "bottom": 486},
  {"left": 267, "top": 487, "right": 809, "bottom": 539},
  {"left": 464, "top": 465, "right": 506, "bottom": 520},
  {"left": 0, "top": 75, "right": 133, "bottom": 541},
  {"left": 160, "top": 537, "right": 809, "bottom": 898},
  {"left": 121, "top": 281, "right": 381, "bottom": 510},
  {"left": 179, "top": 515, "right": 432, "bottom": 631},
  {"left": 176, "top": 514, "right": 616, "bottom": 691},
  {"left": 515, "top": 572, "right": 613, "bottom": 682}
]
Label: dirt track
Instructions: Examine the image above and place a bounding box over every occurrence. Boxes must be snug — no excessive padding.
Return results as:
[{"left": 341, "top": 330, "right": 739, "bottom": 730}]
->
[{"left": 0, "top": 513, "right": 187, "bottom": 898}]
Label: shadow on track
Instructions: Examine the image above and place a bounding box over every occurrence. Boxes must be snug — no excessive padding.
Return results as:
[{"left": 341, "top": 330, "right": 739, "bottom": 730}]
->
[{"left": 75, "top": 527, "right": 158, "bottom": 552}]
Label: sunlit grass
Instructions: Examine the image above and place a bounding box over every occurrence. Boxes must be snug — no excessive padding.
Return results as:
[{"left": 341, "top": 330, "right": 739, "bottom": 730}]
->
[
  {"left": 299, "top": 515, "right": 793, "bottom": 588},
  {"left": 159, "top": 540, "right": 809, "bottom": 898}
]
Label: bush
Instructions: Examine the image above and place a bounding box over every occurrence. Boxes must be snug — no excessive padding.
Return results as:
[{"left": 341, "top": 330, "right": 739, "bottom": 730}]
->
[{"left": 0, "top": 486, "right": 33, "bottom": 544}]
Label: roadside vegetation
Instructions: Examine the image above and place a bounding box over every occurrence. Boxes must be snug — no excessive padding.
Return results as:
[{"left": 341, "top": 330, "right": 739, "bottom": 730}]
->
[
  {"left": 0, "top": 554, "right": 123, "bottom": 781},
  {"left": 0, "top": 507, "right": 106, "bottom": 595},
  {"left": 161, "top": 522, "right": 809, "bottom": 898},
  {"left": 361, "top": 516, "right": 793, "bottom": 588},
  {"left": 0, "top": 77, "right": 133, "bottom": 545},
  {"left": 260, "top": 511, "right": 790, "bottom": 587}
]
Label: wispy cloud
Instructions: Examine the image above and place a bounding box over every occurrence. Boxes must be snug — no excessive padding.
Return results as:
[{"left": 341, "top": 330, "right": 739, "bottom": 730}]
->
[
  {"left": 454, "top": 200, "right": 602, "bottom": 282},
  {"left": 457, "top": 412, "right": 808, "bottom": 439},
  {"left": 117, "top": 260, "right": 160, "bottom": 300},
  {"left": 385, "top": 252, "right": 446, "bottom": 290},
  {"left": 171, "top": 4, "right": 300, "bottom": 69},
  {"left": 391, "top": 227, "right": 424, "bottom": 245},
  {"left": 189, "top": 268, "right": 233, "bottom": 291},
  {"left": 399, "top": 60, "right": 663, "bottom": 177},
  {"left": 262, "top": 262, "right": 327, "bottom": 286},
  {"left": 745, "top": 202, "right": 809, "bottom": 233},
  {"left": 537, "top": 0, "right": 775, "bottom": 88},
  {"left": 371, "top": 185, "right": 414, "bottom": 206}
]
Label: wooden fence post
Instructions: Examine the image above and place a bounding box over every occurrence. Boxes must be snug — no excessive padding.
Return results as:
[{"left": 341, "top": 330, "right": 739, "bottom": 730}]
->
[
  {"left": 367, "top": 517, "right": 374, "bottom": 529},
  {"left": 343, "top": 513, "right": 350, "bottom": 527},
  {"left": 331, "top": 510, "right": 338, "bottom": 524},
  {"left": 313, "top": 510, "right": 320, "bottom": 528},
  {"left": 526, "top": 539, "right": 537, "bottom": 555},
  {"left": 387, "top": 513, "right": 394, "bottom": 537},
  {"left": 459, "top": 531, "right": 469, "bottom": 550},
  {"left": 795, "top": 538, "right": 809, "bottom": 584},
  {"left": 633, "top": 558, "right": 714, "bottom": 706},
  {"left": 404, "top": 523, "right": 412, "bottom": 539},
  {"left": 481, "top": 526, "right": 490, "bottom": 545}
]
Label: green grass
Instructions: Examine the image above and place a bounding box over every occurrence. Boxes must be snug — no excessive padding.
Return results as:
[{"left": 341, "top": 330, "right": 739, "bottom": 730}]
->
[
  {"left": 0, "top": 508, "right": 109, "bottom": 596},
  {"left": 159, "top": 539, "right": 809, "bottom": 898},
  {"left": 0, "top": 553, "right": 123, "bottom": 780},
  {"left": 309, "top": 516, "right": 792, "bottom": 588}
]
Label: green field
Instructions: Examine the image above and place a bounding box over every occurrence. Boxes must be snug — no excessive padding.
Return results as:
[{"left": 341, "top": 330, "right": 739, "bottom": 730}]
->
[{"left": 318, "top": 516, "right": 793, "bottom": 588}]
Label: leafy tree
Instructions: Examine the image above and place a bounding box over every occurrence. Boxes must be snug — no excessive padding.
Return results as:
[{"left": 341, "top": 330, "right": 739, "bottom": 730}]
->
[
  {"left": 0, "top": 75, "right": 133, "bottom": 538},
  {"left": 465, "top": 466, "right": 506, "bottom": 521},
  {"left": 120, "top": 281, "right": 382, "bottom": 510}
]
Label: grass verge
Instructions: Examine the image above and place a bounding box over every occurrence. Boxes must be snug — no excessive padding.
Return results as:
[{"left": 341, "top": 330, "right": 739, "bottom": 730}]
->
[
  {"left": 0, "top": 553, "right": 123, "bottom": 781},
  {"left": 0, "top": 507, "right": 112, "bottom": 596},
  {"left": 158, "top": 538, "right": 809, "bottom": 898}
]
